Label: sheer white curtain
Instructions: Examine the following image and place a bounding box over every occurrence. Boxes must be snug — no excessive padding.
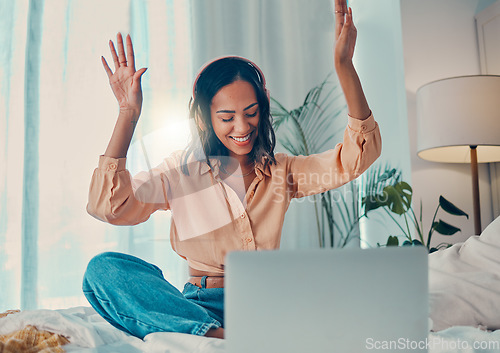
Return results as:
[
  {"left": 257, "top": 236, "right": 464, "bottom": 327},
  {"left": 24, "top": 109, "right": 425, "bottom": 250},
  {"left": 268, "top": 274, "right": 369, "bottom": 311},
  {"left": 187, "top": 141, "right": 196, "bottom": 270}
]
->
[{"left": 0, "top": 0, "right": 193, "bottom": 311}]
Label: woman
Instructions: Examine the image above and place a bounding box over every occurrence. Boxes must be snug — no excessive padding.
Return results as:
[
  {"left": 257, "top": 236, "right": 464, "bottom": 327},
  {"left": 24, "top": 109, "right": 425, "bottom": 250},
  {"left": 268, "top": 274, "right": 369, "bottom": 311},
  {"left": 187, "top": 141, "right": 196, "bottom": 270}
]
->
[{"left": 83, "top": 0, "right": 381, "bottom": 340}]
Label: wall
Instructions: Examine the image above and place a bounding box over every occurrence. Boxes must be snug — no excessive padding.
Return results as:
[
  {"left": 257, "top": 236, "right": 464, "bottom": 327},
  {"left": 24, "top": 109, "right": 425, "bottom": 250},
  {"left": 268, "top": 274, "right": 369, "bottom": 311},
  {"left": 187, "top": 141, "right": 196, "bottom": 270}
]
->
[{"left": 401, "top": 0, "right": 497, "bottom": 246}]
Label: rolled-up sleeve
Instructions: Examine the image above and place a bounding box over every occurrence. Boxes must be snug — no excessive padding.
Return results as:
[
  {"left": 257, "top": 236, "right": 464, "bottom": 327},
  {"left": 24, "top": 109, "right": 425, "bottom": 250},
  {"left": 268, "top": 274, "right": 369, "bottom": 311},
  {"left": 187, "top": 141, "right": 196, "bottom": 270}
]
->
[
  {"left": 87, "top": 155, "right": 172, "bottom": 225},
  {"left": 286, "top": 113, "right": 381, "bottom": 198}
]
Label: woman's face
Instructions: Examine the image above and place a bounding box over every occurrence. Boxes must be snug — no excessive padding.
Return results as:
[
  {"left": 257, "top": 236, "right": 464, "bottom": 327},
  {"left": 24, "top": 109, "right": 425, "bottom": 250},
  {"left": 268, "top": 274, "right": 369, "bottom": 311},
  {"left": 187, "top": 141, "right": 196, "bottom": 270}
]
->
[{"left": 210, "top": 79, "right": 260, "bottom": 159}]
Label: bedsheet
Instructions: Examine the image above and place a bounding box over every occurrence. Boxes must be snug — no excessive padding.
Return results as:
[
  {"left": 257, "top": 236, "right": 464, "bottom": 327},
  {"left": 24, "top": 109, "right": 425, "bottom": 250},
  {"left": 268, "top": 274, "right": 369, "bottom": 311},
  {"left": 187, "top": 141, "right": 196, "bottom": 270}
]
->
[
  {"left": 429, "top": 214, "right": 500, "bottom": 331},
  {"left": 1, "top": 305, "right": 499, "bottom": 353}
]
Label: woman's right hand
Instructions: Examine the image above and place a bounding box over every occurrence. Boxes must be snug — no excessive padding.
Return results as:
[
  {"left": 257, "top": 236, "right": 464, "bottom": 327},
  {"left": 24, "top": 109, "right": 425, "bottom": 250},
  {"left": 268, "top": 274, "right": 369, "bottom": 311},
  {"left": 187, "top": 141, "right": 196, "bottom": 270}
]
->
[{"left": 102, "top": 33, "right": 147, "bottom": 117}]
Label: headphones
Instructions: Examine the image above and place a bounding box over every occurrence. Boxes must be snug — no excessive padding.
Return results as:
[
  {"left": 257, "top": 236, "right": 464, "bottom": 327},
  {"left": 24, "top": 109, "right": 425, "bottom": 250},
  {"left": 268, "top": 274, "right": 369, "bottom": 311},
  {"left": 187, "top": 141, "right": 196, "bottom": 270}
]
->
[{"left": 192, "top": 55, "right": 269, "bottom": 101}]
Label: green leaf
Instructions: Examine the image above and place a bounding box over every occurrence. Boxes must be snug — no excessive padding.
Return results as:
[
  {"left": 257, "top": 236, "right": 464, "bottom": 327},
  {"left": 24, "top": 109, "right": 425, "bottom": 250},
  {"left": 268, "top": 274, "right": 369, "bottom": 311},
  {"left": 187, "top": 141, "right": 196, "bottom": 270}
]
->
[
  {"left": 386, "top": 236, "right": 399, "bottom": 247},
  {"left": 367, "top": 181, "right": 411, "bottom": 216},
  {"left": 383, "top": 183, "right": 411, "bottom": 215},
  {"left": 362, "top": 180, "right": 412, "bottom": 216},
  {"left": 432, "top": 220, "right": 461, "bottom": 235},
  {"left": 362, "top": 193, "right": 386, "bottom": 213},
  {"left": 439, "top": 196, "right": 469, "bottom": 219},
  {"left": 412, "top": 239, "right": 423, "bottom": 246},
  {"left": 402, "top": 240, "right": 412, "bottom": 246},
  {"left": 395, "top": 182, "right": 412, "bottom": 209}
]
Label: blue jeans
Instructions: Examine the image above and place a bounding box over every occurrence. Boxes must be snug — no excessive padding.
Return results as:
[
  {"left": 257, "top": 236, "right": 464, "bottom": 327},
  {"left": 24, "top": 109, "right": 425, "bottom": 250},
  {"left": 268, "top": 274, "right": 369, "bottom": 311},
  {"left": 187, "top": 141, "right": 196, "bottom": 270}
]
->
[{"left": 82, "top": 252, "right": 223, "bottom": 339}]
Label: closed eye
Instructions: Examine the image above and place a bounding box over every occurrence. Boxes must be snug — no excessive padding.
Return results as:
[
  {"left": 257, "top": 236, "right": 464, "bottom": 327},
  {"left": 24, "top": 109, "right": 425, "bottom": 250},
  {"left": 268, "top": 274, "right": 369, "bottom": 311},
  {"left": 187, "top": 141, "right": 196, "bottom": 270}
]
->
[{"left": 219, "top": 110, "right": 257, "bottom": 122}]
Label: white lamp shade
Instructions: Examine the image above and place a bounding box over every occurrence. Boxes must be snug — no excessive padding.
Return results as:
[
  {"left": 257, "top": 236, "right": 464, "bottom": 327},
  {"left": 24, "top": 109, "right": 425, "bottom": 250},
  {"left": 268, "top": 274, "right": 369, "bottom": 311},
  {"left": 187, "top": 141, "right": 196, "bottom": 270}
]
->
[{"left": 416, "top": 75, "right": 500, "bottom": 163}]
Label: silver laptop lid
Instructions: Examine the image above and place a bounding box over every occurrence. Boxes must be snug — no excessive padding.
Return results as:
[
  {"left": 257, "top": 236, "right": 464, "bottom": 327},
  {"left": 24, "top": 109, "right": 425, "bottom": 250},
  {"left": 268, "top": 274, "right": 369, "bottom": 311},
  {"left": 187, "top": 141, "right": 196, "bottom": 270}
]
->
[{"left": 225, "top": 247, "right": 428, "bottom": 353}]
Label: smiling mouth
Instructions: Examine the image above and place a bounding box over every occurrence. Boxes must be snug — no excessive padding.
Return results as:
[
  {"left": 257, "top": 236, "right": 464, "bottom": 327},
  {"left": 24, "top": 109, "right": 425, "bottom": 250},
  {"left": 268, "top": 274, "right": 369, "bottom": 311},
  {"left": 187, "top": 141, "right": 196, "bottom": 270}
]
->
[{"left": 230, "top": 132, "right": 252, "bottom": 142}]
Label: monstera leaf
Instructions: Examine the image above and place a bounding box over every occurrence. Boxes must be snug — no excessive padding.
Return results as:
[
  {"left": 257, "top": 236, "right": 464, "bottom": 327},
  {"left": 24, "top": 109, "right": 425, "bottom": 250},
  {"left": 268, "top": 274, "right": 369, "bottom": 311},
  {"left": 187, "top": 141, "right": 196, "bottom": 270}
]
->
[
  {"left": 362, "top": 193, "right": 385, "bottom": 214},
  {"left": 383, "top": 182, "right": 412, "bottom": 215},
  {"left": 363, "top": 181, "right": 412, "bottom": 216}
]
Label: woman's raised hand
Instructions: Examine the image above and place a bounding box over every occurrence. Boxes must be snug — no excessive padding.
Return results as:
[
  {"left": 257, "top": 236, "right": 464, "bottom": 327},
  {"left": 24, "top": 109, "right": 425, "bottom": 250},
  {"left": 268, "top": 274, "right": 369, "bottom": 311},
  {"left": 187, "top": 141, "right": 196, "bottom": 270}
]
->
[
  {"left": 332, "top": 0, "right": 371, "bottom": 121},
  {"left": 334, "top": 0, "right": 357, "bottom": 67},
  {"left": 102, "top": 33, "right": 147, "bottom": 117}
]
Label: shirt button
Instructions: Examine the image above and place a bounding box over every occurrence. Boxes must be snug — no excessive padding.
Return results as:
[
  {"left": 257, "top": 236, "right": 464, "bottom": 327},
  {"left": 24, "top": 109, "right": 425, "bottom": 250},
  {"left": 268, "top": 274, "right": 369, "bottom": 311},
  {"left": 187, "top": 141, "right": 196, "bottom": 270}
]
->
[
  {"left": 108, "top": 163, "right": 117, "bottom": 170},
  {"left": 246, "top": 238, "right": 253, "bottom": 243},
  {"left": 249, "top": 191, "right": 254, "bottom": 197},
  {"left": 240, "top": 213, "right": 246, "bottom": 219},
  {"left": 361, "top": 126, "right": 367, "bottom": 131}
]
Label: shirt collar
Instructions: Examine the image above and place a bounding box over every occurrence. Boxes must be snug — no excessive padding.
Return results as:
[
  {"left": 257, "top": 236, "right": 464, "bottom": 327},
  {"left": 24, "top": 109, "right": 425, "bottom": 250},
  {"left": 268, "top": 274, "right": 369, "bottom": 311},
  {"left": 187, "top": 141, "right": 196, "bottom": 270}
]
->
[
  {"left": 255, "top": 161, "right": 271, "bottom": 179},
  {"left": 199, "top": 157, "right": 271, "bottom": 179},
  {"left": 199, "top": 158, "right": 221, "bottom": 176}
]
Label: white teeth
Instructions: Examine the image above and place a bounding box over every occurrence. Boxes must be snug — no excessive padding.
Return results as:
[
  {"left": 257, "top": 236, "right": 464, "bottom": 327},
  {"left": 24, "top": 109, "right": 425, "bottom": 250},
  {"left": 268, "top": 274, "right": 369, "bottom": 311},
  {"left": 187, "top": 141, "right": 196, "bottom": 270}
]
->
[{"left": 232, "top": 133, "right": 251, "bottom": 142}]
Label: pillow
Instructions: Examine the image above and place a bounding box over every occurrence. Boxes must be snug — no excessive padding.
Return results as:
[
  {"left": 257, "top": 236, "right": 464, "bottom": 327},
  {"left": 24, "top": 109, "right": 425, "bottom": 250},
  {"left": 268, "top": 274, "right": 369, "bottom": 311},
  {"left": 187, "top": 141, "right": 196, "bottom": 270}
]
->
[{"left": 429, "top": 215, "right": 500, "bottom": 331}]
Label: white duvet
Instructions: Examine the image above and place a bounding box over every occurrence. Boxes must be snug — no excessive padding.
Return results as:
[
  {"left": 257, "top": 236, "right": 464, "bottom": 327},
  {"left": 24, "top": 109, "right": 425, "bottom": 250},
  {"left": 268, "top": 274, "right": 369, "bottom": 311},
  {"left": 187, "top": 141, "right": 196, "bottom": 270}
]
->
[
  {"left": 429, "top": 215, "right": 500, "bottom": 332},
  {"left": 0, "top": 306, "right": 225, "bottom": 353}
]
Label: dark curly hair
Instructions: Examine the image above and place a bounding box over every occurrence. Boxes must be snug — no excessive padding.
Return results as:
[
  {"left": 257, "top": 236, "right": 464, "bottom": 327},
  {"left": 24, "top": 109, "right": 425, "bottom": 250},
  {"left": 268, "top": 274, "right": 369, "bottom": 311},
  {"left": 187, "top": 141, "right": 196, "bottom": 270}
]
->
[{"left": 182, "top": 57, "right": 276, "bottom": 174}]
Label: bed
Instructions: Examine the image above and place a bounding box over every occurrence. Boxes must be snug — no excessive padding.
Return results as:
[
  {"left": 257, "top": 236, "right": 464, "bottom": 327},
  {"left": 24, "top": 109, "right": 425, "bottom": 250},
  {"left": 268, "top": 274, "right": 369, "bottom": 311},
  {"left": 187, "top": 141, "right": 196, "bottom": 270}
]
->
[
  {"left": 2, "top": 215, "right": 500, "bottom": 353},
  {"left": 1, "top": 306, "right": 500, "bottom": 353}
]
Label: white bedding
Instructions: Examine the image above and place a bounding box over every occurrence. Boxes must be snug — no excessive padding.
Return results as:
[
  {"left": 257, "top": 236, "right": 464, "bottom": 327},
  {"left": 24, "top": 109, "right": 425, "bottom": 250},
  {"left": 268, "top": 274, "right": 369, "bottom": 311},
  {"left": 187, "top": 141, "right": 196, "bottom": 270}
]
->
[
  {"left": 0, "top": 306, "right": 225, "bottom": 353},
  {"left": 429, "top": 215, "right": 500, "bottom": 332},
  {"left": 3, "top": 216, "right": 500, "bottom": 352},
  {"left": 1, "top": 305, "right": 499, "bottom": 353}
]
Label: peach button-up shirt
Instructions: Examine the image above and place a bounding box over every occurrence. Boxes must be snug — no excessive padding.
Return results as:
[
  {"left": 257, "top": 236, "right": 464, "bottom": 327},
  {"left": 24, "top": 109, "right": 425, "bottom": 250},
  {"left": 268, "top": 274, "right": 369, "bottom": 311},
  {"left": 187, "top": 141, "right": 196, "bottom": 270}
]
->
[{"left": 87, "top": 114, "right": 381, "bottom": 274}]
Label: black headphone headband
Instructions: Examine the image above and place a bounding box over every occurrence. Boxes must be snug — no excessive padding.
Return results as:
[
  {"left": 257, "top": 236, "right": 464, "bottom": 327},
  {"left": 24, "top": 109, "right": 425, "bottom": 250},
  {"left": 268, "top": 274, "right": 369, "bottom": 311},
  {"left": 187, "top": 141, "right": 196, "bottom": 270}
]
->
[{"left": 192, "top": 55, "right": 268, "bottom": 100}]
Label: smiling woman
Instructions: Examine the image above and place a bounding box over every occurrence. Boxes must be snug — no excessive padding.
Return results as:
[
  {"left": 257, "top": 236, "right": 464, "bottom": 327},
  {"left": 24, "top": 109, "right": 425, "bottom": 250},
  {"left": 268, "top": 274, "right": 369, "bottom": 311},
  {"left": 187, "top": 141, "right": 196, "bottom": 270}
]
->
[
  {"left": 186, "top": 56, "right": 275, "bottom": 178},
  {"left": 82, "top": 0, "right": 381, "bottom": 341},
  {"left": 187, "top": 57, "right": 275, "bottom": 192},
  {"left": 186, "top": 57, "right": 275, "bottom": 202},
  {"left": 210, "top": 81, "right": 260, "bottom": 166}
]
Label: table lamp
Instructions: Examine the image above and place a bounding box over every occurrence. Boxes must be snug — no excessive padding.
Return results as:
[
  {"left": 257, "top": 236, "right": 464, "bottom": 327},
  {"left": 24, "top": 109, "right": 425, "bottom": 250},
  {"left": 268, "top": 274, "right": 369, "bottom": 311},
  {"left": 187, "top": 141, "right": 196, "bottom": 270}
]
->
[{"left": 416, "top": 75, "right": 500, "bottom": 235}]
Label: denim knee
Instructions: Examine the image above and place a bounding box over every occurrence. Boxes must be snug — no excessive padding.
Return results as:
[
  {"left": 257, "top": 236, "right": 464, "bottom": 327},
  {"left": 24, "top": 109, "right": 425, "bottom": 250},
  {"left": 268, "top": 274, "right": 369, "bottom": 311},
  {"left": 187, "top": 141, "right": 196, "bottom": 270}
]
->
[
  {"left": 83, "top": 251, "right": 139, "bottom": 293},
  {"left": 84, "top": 252, "right": 120, "bottom": 285},
  {"left": 83, "top": 252, "right": 164, "bottom": 291}
]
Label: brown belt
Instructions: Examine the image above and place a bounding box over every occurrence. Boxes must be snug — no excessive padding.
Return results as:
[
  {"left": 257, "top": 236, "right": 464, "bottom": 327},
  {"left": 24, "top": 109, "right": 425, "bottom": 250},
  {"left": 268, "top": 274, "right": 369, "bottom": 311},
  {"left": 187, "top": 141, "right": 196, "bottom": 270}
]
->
[{"left": 188, "top": 276, "right": 224, "bottom": 288}]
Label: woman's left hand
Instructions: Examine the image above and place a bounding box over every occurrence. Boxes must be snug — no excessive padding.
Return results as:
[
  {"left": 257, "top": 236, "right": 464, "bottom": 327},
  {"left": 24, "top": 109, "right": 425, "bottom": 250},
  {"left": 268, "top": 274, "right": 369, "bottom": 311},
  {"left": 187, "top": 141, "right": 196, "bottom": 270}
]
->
[
  {"left": 334, "top": 0, "right": 357, "bottom": 67},
  {"left": 332, "top": 0, "right": 371, "bottom": 121}
]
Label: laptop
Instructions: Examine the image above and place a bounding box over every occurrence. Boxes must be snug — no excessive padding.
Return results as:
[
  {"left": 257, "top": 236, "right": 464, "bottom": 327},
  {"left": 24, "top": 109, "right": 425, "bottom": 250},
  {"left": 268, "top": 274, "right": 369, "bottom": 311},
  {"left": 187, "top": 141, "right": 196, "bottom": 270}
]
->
[{"left": 225, "top": 247, "right": 428, "bottom": 353}]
